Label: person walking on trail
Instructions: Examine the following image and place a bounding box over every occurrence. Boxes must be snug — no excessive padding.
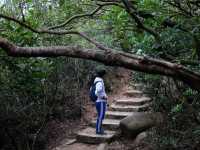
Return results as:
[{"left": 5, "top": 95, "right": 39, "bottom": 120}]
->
[{"left": 94, "top": 68, "right": 108, "bottom": 135}]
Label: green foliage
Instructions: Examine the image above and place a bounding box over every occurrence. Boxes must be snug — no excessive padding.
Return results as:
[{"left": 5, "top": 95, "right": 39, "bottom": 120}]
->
[
  {"left": 0, "top": 1, "right": 102, "bottom": 149},
  {"left": 171, "top": 104, "right": 183, "bottom": 114},
  {"left": 1, "top": 0, "right": 200, "bottom": 149},
  {"left": 132, "top": 71, "right": 200, "bottom": 150}
]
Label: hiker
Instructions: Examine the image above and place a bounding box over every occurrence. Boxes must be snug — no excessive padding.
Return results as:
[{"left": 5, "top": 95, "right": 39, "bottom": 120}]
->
[{"left": 91, "top": 68, "right": 108, "bottom": 134}]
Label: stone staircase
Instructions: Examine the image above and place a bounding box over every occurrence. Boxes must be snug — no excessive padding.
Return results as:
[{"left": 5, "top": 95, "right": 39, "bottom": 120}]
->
[{"left": 76, "top": 84, "right": 152, "bottom": 144}]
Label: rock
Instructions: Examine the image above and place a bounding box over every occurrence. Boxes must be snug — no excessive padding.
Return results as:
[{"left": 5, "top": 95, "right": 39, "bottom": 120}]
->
[
  {"left": 65, "top": 139, "right": 77, "bottom": 145},
  {"left": 76, "top": 127, "right": 115, "bottom": 144},
  {"left": 120, "top": 112, "right": 163, "bottom": 137},
  {"left": 97, "top": 143, "right": 108, "bottom": 150},
  {"left": 133, "top": 132, "right": 147, "bottom": 145}
]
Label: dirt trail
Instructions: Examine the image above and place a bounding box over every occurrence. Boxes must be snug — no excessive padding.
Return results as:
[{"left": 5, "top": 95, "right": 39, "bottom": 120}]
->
[{"left": 48, "top": 68, "right": 132, "bottom": 150}]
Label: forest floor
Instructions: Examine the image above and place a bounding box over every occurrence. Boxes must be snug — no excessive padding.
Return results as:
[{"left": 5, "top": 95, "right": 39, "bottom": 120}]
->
[{"left": 47, "top": 68, "right": 150, "bottom": 150}]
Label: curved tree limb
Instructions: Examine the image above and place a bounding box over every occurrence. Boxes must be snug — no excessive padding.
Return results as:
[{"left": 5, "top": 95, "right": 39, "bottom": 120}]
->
[
  {"left": 0, "top": 13, "right": 112, "bottom": 51},
  {"left": 0, "top": 13, "right": 41, "bottom": 33},
  {"left": 48, "top": 5, "right": 103, "bottom": 30},
  {"left": 48, "top": 2, "right": 123, "bottom": 30},
  {"left": 0, "top": 37, "right": 200, "bottom": 91},
  {"left": 121, "top": 0, "right": 160, "bottom": 40}
]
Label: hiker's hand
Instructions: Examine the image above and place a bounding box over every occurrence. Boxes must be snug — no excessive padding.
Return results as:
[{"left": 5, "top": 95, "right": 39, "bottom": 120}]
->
[{"left": 102, "top": 95, "right": 108, "bottom": 100}]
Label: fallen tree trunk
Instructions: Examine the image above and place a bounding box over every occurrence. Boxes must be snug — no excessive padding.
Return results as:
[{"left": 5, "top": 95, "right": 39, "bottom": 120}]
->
[
  {"left": 0, "top": 37, "right": 200, "bottom": 91},
  {"left": 120, "top": 112, "right": 163, "bottom": 138}
]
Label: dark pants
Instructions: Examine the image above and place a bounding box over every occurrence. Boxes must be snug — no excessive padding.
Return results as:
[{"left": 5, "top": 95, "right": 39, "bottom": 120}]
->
[{"left": 95, "top": 101, "right": 106, "bottom": 133}]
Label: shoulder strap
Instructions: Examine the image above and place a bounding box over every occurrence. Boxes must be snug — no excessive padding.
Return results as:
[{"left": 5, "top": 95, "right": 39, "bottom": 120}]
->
[{"left": 94, "top": 81, "right": 101, "bottom": 86}]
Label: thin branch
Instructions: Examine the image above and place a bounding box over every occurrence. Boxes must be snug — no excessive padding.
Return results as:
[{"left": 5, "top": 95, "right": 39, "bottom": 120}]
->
[
  {"left": 97, "top": 1, "right": 124, "bottom": 8},
  {"left": 31, "top": 117, "right": 46, "bottom": 150},
  {"left": 0, "top": 13, "right": 112, "bottom": 52},
  {"left": 0, "top": 13, "right": 41, "bottom": 33},
  {"left": 48, "top": 2, "right": 123, "bottom": 30},
  {"left": 190, "top": 1, "right": 200, "bottom": 7},
  {"left": 48, "top": 5, "right": 103, "bottom": 30},
  {"left": 67, "top": 31, "right": 113, "bottom": 51},
  {"left": 121, "top": 0, "right": 160, "bottom": 40},
  {"left": 165, "top": 0, "right": 193, "bottom": 17}
]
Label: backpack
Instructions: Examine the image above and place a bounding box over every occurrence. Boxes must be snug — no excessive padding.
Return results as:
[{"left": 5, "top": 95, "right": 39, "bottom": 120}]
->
[{"left": 89, "top": 81, "right": 101, "bottom": 102}]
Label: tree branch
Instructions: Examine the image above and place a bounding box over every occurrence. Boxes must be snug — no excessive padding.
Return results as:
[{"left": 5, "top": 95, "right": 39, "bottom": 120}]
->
[
  {"left": 165, "top": 0, "right": 193, "bottom": 17},
  {"left": 0, "top": 13, "right": 40, "bottom": 33},
  {"left": 48, "top": 5, "right": 103, "bottom": 30},
  {"left": 1, "top": 37, "right": 200, "bottom": 91},
  {"left": 121, "top": 0, "right": 160, "bottom": 40},
  {"left": 0, "top": 13, "right": 112, "bottom": 51},
  {"left": 48, "top": 2, "right": 123, "bottom": 30}
]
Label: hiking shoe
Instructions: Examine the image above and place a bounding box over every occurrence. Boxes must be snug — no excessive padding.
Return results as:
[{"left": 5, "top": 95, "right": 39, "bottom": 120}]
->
[
  {"left": 96, "top": 129, "right": 107, "bottom": 135},
  {"left": 96, "top": 131, "right": 107, "bottom": 135}
]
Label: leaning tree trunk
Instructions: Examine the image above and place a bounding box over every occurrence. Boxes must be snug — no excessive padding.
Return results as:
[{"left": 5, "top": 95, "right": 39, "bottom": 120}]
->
[{"left": 0, "top": 37, "right": 200, "bottom": 91}]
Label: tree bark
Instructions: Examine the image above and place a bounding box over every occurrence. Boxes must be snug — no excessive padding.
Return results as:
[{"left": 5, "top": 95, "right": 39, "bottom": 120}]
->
[{"left": 0, "top": 37, "right": 200, "bottom": 91}]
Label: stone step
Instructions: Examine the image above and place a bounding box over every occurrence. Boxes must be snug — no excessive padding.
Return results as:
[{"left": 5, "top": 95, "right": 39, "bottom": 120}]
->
[
  {"left": 123, "top": 90, "right": 143, "bottom": 97},
  {"left": 110, "top": 103, "right": 152, "bottom": 112},
  {"left": 76, "top": 127, "right": 115, "bottom": 144},
  {"left": 131, "top": 83, "right": 144, "bottom": 90},
  {"left": 91, "top": 119, "right": 120, "bottom": 130},
  {"left": 106, "top": 111, "right": 133, "bottom": 119},
  {"left": 116, "top": 97, "right": 152, "bottom": 106}
]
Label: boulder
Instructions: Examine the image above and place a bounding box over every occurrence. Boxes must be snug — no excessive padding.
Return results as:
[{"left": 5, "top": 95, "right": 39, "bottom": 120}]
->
[{"left": 120, "top": 112, "right": 163, "bottom": 138}]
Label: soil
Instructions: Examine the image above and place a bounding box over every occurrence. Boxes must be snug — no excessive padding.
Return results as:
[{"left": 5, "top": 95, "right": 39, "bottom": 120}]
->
[{"left": 107, "top": 136, "right": 153, "bottom": 150}]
